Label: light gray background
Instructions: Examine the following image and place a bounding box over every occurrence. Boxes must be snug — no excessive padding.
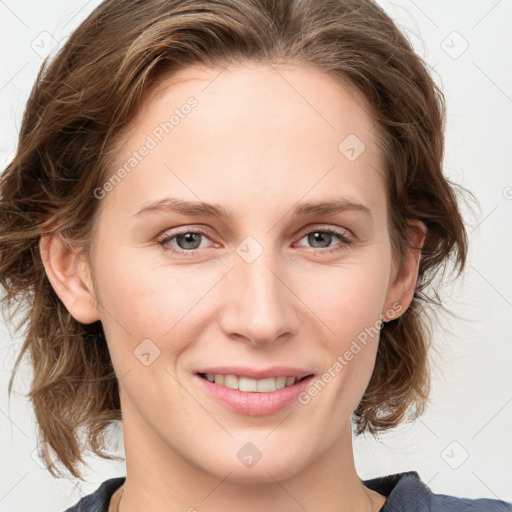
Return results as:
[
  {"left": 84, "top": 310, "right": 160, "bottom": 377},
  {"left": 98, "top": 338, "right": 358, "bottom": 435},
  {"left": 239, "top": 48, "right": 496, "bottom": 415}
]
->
[{"left": 1, "top": 0, "right": 511, "bottom": 510}]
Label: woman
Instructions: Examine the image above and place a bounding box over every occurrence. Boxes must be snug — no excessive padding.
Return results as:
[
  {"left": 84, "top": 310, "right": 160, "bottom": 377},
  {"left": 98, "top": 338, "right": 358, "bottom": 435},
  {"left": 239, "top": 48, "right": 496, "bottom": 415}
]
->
[{"left": 1, "top": 0, "right": 510, "bottom": 511}]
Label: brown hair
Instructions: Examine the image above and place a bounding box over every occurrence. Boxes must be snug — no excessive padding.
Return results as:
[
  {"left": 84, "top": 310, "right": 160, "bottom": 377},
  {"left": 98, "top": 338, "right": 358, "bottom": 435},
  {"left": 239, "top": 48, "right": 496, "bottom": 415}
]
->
[{"left": 0, "top": 0, "right": 467, "bottom": 479}]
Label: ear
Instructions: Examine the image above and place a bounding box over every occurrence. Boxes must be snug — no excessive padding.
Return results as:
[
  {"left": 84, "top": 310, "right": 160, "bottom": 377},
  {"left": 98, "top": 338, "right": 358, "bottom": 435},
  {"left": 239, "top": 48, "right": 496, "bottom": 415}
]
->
[
  {"left": 39, "top": 233, "right": 100, "bottom": 324},
  {"left": 382, "top": 219, "right": 426, "bottom": 321}
]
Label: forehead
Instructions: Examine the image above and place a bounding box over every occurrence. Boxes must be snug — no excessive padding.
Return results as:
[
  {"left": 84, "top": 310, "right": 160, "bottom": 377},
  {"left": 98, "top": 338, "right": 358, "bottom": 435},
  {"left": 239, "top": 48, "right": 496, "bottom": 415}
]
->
[{"left": 102, "top": 62, "right": 386, "bottom": 223}]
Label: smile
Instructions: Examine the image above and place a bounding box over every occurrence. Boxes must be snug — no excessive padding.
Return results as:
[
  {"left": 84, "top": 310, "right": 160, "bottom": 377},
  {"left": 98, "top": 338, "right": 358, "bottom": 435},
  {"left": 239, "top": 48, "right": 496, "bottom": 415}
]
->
[
  {"left": 194, "top": 372, "right": 316, "bottom": 416},
  {"left": 198, "top": 373, "right": 311, "bottom": 392}
]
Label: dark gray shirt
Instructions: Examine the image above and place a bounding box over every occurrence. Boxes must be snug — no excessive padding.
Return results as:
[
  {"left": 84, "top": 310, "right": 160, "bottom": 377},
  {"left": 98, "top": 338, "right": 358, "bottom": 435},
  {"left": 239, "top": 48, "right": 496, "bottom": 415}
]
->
[{"left": 64, "top": 471, "right": 512, "bottom": 511}]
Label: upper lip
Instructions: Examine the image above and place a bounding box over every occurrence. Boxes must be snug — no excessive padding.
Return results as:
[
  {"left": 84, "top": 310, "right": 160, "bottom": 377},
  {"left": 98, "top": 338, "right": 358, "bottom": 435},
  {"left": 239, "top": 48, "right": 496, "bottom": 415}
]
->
[{"left": 195, "top": 366, "right": 315, "bottom": 380}]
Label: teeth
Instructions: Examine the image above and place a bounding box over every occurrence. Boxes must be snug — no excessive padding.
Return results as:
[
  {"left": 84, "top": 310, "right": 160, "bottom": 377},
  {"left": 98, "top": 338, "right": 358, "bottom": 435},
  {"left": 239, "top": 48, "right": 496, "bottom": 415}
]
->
[
  {"left": 275, "top": 376, "right": 287, "bottom": 389},
  {"left": 239, "top": 377, "right": 258, "bottom": 392},
  {"left": 257, "top": 377, "right": 277, "bottom": 392},
  {"left": 204, "top": 373, "right": 302, "bottom": 392},
  {"left": 224, "top": 374, "right": 238, "bottom": 389}
]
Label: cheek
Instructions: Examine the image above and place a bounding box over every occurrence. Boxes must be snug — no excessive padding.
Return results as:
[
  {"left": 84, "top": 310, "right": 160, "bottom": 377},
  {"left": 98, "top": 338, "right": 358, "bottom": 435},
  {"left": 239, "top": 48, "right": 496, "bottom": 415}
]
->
[
  {"left": 94, "top": 248, "right": 215, "bottom": 360},
  {"left": 311, "top": 259, "right": 391, "bottom": 340},
  {"left": 305, "top": 255, "right": 391, "bottom": 394}
]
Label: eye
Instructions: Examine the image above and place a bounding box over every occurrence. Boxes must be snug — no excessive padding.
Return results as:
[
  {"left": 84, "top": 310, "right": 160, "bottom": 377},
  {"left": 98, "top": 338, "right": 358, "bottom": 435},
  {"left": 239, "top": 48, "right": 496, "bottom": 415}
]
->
[
  {"left": 294, "top": 227, "right": 354, "bottom": 254},
  {"left": 156, "top": 228, "right": 214, "bottom": 255},
  {"left": 155, "top": 226, "right": 354, "bottom": 257}
]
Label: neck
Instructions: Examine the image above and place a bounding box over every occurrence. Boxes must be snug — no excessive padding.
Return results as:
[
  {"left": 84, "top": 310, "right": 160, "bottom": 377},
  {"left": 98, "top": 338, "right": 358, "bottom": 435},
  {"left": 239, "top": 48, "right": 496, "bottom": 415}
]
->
[{"left": 118, "top": 398, "right": 384, "bottom": 512}]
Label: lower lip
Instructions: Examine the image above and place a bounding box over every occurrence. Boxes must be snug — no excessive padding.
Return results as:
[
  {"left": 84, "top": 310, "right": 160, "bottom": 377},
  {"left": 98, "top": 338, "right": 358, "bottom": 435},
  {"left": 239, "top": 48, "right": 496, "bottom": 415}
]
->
[{"left": 194, "top": 374, "right": 315, "bottom": 416}]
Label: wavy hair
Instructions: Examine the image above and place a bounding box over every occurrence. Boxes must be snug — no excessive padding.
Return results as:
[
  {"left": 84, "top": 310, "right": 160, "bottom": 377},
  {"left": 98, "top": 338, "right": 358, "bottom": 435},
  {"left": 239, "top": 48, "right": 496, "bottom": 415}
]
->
[{"left": 0, "top": 0, "right": 467, "bottom": 478}]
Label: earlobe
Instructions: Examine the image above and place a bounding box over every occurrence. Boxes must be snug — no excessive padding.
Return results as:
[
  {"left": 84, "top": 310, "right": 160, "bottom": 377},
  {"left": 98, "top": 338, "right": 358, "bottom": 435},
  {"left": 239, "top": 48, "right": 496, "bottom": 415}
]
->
[
  {"left": 382, "top": 220, "right": 427, "bottom": 321},
  {"left": 39, "top": 233, "right": 100, "bottom": 324}
]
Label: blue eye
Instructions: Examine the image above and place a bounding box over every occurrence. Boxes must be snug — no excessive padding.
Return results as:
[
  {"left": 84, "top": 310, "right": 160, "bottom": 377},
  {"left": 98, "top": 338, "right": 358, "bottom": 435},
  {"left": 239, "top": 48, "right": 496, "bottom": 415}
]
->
[
  {"left": 156, "top": 226, "right": 354, "bottom": 256},
  {"left": 156, "top": 228, "right": 212, "bottom": 256},
  {"left": 294, "top": 228, "right": 354, "bottom": 254}
]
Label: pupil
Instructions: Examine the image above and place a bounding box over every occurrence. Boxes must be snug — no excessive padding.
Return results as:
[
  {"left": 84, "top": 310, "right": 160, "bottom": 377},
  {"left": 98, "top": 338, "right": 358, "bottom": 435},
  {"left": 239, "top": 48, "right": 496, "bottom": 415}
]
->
[
  {"left": 178, "top": 233, "right": 201, "bottom": 249},
  {"left": 309, "top": 232, "right": 331, "bottom": 248}
]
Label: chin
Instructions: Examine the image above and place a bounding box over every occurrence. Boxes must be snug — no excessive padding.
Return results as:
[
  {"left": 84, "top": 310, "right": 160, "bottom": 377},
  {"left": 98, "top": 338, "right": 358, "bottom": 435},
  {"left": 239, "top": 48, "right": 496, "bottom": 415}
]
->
[
  {"left": 200, "top": 447, "right": 312, "bottom": 485},
  {"left": 223, "top": 464, "right": 300, "bottom": 485}
]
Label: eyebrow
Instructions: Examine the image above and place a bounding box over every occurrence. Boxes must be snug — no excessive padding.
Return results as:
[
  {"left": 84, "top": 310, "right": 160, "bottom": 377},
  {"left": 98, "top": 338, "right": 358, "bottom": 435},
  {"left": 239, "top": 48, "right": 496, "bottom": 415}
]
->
[{"left": 133, "top": 197, "right": 371, "bottom": 219}]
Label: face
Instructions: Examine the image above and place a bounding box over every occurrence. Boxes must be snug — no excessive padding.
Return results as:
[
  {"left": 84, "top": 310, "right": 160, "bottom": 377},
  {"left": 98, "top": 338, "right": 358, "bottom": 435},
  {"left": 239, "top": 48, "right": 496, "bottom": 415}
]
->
[{"left": 64, "top": 63, "right": 414, "bottom": 483}]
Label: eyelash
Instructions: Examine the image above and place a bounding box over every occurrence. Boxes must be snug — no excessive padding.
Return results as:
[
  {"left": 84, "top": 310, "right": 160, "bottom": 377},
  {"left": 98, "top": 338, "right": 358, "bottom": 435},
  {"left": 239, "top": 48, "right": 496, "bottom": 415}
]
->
[{"left": 155, "top": 226, "right": 355, "bottom": 257}]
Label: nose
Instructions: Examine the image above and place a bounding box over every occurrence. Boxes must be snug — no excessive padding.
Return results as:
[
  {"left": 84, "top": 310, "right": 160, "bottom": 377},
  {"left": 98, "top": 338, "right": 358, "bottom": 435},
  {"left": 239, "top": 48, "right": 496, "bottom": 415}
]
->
[{"left": 217, "top": 248, "right": 299, "bottom": 346}]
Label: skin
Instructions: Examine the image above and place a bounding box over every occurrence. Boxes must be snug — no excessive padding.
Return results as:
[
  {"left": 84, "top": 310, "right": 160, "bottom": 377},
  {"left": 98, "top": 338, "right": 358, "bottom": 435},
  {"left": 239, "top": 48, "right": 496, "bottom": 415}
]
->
[{"left": 41, "top": 62, "right": 425, "bottom": 512}]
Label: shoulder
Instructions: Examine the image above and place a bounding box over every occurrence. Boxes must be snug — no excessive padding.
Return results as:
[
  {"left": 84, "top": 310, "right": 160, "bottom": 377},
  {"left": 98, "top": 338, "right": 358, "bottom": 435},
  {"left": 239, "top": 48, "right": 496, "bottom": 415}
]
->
[
  {"left": 363, "top": 471, "right": 512, "bottom": 512},
  {"left": 62, "top": 477, "right": 125, "bottom": 512}
]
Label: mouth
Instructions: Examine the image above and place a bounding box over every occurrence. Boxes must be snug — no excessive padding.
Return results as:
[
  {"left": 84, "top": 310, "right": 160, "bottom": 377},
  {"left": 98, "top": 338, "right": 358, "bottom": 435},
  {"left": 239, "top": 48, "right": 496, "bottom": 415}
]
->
[
  {"left": 197, "top": 372, "right": 313, "bottom": 392},
  {"left": 195, "top": 371, "right": 316, "bottom": 416}
]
